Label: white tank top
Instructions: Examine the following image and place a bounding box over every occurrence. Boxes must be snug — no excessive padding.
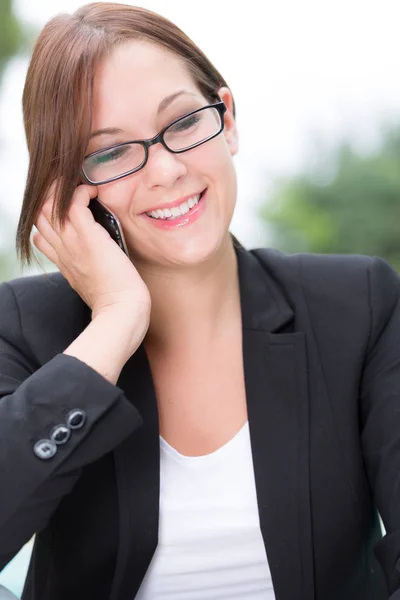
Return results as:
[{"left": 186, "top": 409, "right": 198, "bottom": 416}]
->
[{"left": 135, "top": 422, "right": 276, "bottom": 599}]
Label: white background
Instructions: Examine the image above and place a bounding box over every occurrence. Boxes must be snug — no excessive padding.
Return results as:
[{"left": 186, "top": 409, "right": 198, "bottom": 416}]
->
[{"left": 1, "top": 0, "right": 400, "bottom": 253}]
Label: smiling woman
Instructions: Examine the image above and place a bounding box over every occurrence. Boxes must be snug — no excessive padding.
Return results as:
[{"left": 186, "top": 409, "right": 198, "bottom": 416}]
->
[
  {"left": 2, "top": 3, "right": 400, "bottom": 600},
  {"left": 16, "top": 2, "right": 239, "bottom": 265}
]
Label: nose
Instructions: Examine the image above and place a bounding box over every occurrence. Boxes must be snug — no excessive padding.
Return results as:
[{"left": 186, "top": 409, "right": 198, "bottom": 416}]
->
[{"left": 142, "top": 143, "right": 187, "bottom": 189}]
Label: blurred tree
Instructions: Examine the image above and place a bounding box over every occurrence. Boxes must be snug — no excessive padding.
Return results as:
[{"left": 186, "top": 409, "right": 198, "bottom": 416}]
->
[
  {"left": 0, "top": 0, "right": 24, "bottom": 83},
  {"left": 259, "top": 126, "right": 400, "bottom": 272},
  {"left": 0, "top": 252, "right": 18, "bottom": 281},
  {"left": 0, "top": 210, "right": 20, "bottom": 282},
  {"left": 0, "top": 0, "right": 25, "bottom": 282}
]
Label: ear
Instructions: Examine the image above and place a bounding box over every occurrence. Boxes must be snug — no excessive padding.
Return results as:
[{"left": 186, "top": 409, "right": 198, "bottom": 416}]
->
[{"left": 217, "top": 86, "right": 238, "bottom": 156}]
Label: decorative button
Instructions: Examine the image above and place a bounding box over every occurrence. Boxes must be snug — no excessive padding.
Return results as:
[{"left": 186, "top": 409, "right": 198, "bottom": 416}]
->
[
  {"left": 34, "top": 439, "right": 57, "bottom": 460},
  {"left": 50, "top": 424, "right": 71, "bottom": 445},
  {"left": 66, "top": 409, "right": 86, "bottom": 430}
]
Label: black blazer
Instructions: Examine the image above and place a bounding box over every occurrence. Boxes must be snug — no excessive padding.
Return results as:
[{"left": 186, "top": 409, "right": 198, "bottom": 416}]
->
[{"left": 1, "top": 245, "right": 400, "bottom": 600}]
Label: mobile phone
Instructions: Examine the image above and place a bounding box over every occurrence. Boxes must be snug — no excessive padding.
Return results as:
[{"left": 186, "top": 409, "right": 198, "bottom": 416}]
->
[{"left": 88, "top": 198, "right": 128, "bottom": 255}]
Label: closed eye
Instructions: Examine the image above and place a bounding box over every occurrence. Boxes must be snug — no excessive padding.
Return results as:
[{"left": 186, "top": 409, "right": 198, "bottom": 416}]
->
[
  {"left": 168, "top": 114, "right": 201, "bottom": 134},
  {"left": 92, "top": 146, "right": 129, "bottom": 165}
]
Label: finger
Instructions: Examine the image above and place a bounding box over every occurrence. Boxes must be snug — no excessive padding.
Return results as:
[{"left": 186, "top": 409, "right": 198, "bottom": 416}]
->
[
  {"left": 42, "top": 182, "right": 98, "bottom": 233},
  {"left": 36, "top": 210, "right": 79, "bottom": 261},
  {"left": 43, "top": 180, "right": 58, "bottom": 206},
  {"left": 41, "top": 178, "right": 79, "bottom": 226},
  {"left": 42, "top": 197, "right": 53, "bottom": 220},
  {"left": 45, "top": 214, "right": 81, "bottom": 257},
  {"left": 73, "top": 183, "right": 99, "bottom": 207},
  {"left": 46, "top": 179, "right": 58, "bottom": 200},
  {"left": 42, "top": 196, "right": 58, "bottom": 227},
  {"left": 35, "top": 212, "right": 62, "bottom": 248},
  {"left": 68, "top": 184, "right": 99, "bottom": 232},
  {"left": 32, "top": 230, "right": 60, "bottom": 267},
  {"left": 41, "top": 180, "right": 59, "bottom": 220},
  {"left": 40, "top": 199, "right": 79, "bottom": 246}
]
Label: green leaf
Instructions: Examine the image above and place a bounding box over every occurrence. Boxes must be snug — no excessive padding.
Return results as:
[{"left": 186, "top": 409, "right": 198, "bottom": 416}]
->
[{"left": 259, "top": 126, "right": 400, "bottom": 272}]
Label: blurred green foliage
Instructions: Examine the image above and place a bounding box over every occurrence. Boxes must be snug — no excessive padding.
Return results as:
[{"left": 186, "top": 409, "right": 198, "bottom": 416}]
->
[
  {"left": 0, "top": 0, "right": 25, "bottom": 282},
  {"left": 0, "top": 210, "right": 20, "bottom": 281},
  {"left": 259, "top": 126, "right": 400, "bottom": 272},
  {"left": 0, "top": 0, "right": 25, "bottom": 83},
  {"left": 0, "top": 252, "right": 18, "bottom": 281}
]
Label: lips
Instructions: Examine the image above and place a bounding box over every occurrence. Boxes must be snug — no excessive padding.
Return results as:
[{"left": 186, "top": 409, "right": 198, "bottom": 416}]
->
[
  {"left": 141, "top": 189, "right": 206, "bottom": 214},
  {"left": 140, "top": 187, "right": 208, "bottom": 230}
]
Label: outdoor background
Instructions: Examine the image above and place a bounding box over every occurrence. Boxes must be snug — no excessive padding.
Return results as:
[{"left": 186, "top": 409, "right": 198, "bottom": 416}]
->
[{"left": 1, "top": 0, "right": 400, "bottom": 596}]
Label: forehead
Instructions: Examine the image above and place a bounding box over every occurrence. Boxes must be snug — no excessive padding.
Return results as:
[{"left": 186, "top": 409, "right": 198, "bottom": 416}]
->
[{"left": 92, "top": 41, "right": 201, "bottom": 125}]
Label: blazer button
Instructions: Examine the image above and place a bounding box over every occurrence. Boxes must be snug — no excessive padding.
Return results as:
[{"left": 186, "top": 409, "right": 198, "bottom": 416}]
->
[
  {"left": 50, "top": 424, "right": 71, "bottom": 445},
  {"left": 66, "top": 409, "right": 86, "bottom": 430},
  {"left": 34, "top": 439, "right": 57, "bottom": 460}
]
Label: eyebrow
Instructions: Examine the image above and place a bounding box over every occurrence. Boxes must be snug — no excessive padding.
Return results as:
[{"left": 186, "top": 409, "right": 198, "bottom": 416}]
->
[{"left": 89, "top": 90, "right": 196, "bottom": 140}]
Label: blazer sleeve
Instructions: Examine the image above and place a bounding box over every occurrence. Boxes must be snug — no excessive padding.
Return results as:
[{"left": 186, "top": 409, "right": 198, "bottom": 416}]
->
[
  {"left": 360, "top": 257, "right": 400, "bottom": 598},
  {"left": 0, "top": 282, "right": 143, "bottom": 570}
]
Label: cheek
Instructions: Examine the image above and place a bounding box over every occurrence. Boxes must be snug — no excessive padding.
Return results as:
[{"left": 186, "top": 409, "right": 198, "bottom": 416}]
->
[
  {"left": 209, "top": 144, "right": 237, "bottom": 195},
  {"left": 97, "top": 176, "right": 138, "bottom": 212},
  {"left": 192, "top": 139, "right": 235, "bottom": 181},
  {"left": 194, "top": 143, "right": 237, "bottom": 211}
]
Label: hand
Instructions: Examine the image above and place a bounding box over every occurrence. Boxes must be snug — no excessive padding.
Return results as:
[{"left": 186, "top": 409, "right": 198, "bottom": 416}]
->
[{"left": 34, "top": 182, "right": 151, "bottom": 334}]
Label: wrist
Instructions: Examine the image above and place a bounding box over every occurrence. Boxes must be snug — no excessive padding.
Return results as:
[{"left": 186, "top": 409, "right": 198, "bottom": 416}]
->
[{"left": 93, "top": 307, "right": 149, "bottom": 355}]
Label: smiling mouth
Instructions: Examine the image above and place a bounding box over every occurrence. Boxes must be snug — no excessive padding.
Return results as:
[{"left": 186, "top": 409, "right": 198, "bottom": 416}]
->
[{"left": 145, "top": 190, "right": 206, "bottom": 220}]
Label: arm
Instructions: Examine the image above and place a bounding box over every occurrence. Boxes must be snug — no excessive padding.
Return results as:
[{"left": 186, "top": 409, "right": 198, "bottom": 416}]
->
[
  {"left": 0, "top": 282, "right": 142, "bottom": 569},
  {"left": 360, "top": 257, "right": 400, "bottom": 598}
]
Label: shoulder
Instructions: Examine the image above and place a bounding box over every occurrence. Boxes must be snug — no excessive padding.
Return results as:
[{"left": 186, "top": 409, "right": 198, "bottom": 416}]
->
[
  {"left": 0, "top": 270, "right": 82, "bottom": 320},
  {"left": 0, "top": 271, "right": 89, "bottom": 363},
  {"left": 2, "top": 270, "right": 70, "bottom": 300},
  {"left": 249, "top": 248, "right": 400, "bottom": 330},
  {"left": 250, "top": 247, "right": 399, "bottom": 295},
  {"left": 251, "top": 247, "right": 373, "bottom": 282}
]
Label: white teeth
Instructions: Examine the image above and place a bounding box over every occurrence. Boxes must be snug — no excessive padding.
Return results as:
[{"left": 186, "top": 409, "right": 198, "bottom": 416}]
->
[
  {"left": 180, "top": 203, "right": 190, "bottom": 215},
  {"left": 146, "top": 194, "right": 201, "bottom": 220}
]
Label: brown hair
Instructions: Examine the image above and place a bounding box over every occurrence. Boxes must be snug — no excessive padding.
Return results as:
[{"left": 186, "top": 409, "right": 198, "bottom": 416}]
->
[{"left": 17, "top": 2, "right": 241, "bottom": 264}]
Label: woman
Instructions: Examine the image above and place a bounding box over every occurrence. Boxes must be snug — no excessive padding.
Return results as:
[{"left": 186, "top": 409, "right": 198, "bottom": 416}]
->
[{"left": 0, "top": 3, "right": 399, "bottom": 599}]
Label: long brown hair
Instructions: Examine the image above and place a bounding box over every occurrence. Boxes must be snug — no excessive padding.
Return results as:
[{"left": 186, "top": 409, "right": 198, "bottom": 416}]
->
[{"left": 17, "top": 2, "right": 240, "bottom": 264}]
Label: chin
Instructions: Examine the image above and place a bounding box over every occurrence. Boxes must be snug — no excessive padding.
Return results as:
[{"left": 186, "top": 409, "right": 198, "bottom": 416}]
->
[
  {"left": 164, "top": 231, "right": 229, "bottom": 267},
  {"left": 129, "top": 222, "right": 231, "bottom": 268}
]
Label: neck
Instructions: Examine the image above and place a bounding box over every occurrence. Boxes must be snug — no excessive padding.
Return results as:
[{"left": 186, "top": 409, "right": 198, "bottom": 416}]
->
[{"left": 137, "top": 236, "right": 240, "bottom": 354}]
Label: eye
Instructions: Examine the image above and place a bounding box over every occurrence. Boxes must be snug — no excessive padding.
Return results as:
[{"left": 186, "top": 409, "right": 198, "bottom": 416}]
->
[
  {"left": 92, "top": 145, "right": 128, "bottom": 165},
  {"left": 168, "top": 113, "right": 201, "bottom": 134}
]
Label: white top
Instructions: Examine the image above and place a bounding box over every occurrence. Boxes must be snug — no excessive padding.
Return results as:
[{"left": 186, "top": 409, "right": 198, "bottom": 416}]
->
[{"left": 135, "top": 421, "right": 275, "bottom": 599}]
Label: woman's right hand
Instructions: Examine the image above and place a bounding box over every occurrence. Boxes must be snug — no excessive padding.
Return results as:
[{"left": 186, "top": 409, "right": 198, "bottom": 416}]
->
[{"left": 33, "top": 182, "right": 151, "bottom": 338}]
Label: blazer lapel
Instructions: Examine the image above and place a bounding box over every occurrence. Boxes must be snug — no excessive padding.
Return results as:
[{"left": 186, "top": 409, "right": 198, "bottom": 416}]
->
[
  {"left": 237, "top": 248, "right": 315, "bottom": 600},
  {"left": 110, "top": 345, "right": 160, "bottom": 600}
]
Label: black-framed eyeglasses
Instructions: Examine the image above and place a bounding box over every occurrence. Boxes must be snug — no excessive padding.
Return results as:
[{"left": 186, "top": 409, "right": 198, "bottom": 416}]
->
[{"left": 81, "top": 101, "right": 227, "bottom": 186}]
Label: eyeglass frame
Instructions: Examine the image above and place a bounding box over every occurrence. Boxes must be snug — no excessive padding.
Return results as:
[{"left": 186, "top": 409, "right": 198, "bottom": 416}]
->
[{"left": 81, "top": 100, "right": 227, "bottom": 186}]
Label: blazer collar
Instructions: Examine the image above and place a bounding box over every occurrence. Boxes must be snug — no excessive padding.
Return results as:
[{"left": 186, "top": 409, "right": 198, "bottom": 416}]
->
[{"left": 235, "top": 245, "right": 293, "bottom": 332}]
